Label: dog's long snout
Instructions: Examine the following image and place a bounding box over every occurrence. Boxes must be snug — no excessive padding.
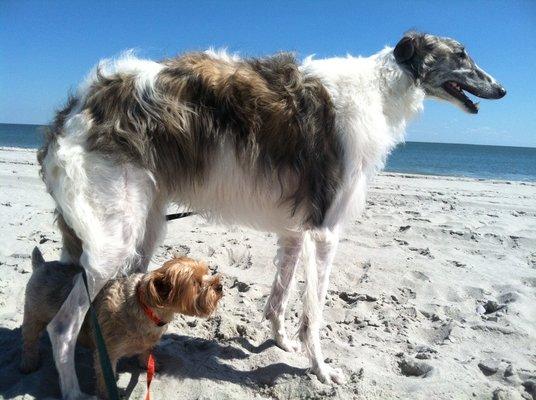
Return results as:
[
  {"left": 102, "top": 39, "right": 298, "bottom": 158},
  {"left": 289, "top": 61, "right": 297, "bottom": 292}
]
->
[
  {"left": 485, "top": 84, "right": 506, "bottom": 99},
  {"left": 496, "top": 86, "right": 507, "bottom": 99},
  {"left": 471, "top": 65, "right": 507, "bottom": 99},
  {"left": 468, "top": 80, "right": 507, "bottom": 100}
]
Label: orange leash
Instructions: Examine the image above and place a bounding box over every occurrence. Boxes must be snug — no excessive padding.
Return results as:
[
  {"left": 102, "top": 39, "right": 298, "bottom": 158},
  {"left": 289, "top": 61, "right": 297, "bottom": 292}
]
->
[
  {"left": 137, "top": 284, "right": 164, "bottom": 400},
  {"left": 145, "top": 353, "right": 156, "bottom": 400}
]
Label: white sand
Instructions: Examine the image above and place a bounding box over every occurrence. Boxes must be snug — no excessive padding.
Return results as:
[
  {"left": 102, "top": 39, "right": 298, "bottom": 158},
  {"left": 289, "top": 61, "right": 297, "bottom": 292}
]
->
[{"left": 0, "top": 147, "right": 535, "bottom": 400}]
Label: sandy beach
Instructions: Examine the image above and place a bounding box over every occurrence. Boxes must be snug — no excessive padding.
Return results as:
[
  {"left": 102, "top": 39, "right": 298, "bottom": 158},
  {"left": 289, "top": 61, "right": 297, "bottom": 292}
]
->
[{"left": 0, "top": 147, "right": 535, "bottom": 400}]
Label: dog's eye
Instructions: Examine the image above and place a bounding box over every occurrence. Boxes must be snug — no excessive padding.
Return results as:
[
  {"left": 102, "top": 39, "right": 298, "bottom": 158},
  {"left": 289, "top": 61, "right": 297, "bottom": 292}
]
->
[{"left": 457, "top": 50, "right": 466, "bottom": 59}]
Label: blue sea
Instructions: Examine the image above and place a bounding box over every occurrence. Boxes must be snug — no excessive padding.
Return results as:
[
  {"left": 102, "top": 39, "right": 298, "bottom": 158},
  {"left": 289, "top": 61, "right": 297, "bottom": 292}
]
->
[{"left": 1, "top": 123, "right": 535, "bottom": 182}]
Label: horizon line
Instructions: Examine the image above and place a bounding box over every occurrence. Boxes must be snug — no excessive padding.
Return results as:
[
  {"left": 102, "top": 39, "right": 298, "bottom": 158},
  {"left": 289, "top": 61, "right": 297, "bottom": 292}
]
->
[{"left": 0, "top": 122, "right": 534, "bottom": 149}]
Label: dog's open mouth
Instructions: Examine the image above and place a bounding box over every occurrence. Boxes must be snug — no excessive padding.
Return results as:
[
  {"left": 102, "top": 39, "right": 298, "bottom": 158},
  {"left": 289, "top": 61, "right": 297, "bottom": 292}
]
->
[{"left": 442, "top": 81, "right": 480, "bottom": 114}]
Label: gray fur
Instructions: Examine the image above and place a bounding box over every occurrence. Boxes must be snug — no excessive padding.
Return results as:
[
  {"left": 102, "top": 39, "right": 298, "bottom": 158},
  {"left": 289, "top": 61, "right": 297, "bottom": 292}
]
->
[
  {"left": 394, "top": 31, "right": 506, "bottom": 113},
  {"left": 41, "top": 52, "right": 343, "bottom": 228}
]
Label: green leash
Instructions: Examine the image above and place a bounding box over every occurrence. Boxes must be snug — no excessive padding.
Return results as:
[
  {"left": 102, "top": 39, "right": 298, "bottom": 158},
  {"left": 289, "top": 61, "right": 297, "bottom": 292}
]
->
[
  {"left": 76, "top": 212, "right": 193, "bottom": 398},
  {"left": 82, "top": 271, "right": 120, "bottom": 400}
]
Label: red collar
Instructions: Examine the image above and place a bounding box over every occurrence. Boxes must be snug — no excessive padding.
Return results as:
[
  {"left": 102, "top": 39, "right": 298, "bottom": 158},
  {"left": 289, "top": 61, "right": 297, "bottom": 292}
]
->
[{"left": 137, "top": 284, "right": 167, "bottom": 327}]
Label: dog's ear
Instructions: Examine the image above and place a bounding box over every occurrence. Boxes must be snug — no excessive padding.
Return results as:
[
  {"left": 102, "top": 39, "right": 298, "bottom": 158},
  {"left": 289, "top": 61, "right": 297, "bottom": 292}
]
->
[
  {"left": 394, "top": 32, "right": 428, "bottom": 80},
  {"left": 145, "top": 259, "right": 199, "bottom": 309},
  {"left": 153, "top": 274, "right": 172, "bottom": 304},
  {"left": 144, "top": 271, "right": 173, "bottom": 307},
  {"left": 31, "top": 247, "right": 45, "bottom": 270},
  {"left": 394, "top": 36, "right": 415, "bottom": 64}
]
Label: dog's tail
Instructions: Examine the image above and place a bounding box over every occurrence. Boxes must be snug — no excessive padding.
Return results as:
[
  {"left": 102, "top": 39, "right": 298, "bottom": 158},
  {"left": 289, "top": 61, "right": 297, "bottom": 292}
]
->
[
  {"left": 37, "top": 95, "right": 78, "bottom": 179},
  {"left": 31, "top": 247, "right": 45, "bottom": 270}
]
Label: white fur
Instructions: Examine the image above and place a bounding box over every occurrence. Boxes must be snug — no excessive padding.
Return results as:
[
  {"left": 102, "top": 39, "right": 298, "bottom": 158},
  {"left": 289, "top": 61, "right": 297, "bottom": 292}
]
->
[
  {"left": 264, "top": 235, "right": 303, "bottom": 352},
  {"left": 302, "top": 48, "right": 424, "bottom": 225},
  {"left": 299, "top": 231, "right": 344, "bottom": 383},
  {"left": 177, "top": 142, "right": 306, "bottom": 233},
  {"left": 204, "top": 48, "right": 241, "bottom": 63},
  {"left": 78, "top": 50, "right": 163, "bottom": 100},
  {"left": 45, "top": 46, "right": 427, "bottom": 397}
]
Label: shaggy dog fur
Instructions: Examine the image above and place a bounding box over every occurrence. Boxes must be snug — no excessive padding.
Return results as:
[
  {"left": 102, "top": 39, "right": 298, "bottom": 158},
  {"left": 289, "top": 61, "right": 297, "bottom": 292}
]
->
[
  {"left": 20, "top": 248, "right": 222, "bottom": 398},
  {"left": 37, "top": 31, "right": 505, "bottom": 397}
]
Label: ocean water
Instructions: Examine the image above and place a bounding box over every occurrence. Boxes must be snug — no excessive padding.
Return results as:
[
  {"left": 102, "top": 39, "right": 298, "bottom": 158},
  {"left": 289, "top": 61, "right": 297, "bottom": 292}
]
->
[
  {"left": 385, "top": 141, "right": 536, "bottom": 182},
  {"left": 1, "top": 123, "right": 535, "bottom": 182},
  {"left": 0, "top": 123, "right": 46, "bottom": 149}
]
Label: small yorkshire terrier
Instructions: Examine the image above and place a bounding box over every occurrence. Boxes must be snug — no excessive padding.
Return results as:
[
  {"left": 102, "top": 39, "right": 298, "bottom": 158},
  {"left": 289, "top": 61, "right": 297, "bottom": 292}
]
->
[{"left": 20, "top": 247, "right": 222, "bottom": 398}]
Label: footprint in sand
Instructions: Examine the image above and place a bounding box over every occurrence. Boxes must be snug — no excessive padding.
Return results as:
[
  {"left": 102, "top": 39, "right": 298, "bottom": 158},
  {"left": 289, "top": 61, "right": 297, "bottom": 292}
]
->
[
  {"left": 408, "top": 247, "right": 434, "bottom": 258},
  {"left": 398, "top": 358, "right": 434, "bottom": 377}
]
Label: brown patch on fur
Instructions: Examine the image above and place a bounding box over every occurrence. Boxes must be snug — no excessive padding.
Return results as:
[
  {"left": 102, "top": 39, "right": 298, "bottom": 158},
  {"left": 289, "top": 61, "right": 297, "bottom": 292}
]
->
[
  {"left": 39, "top": 51, "right": 344, "bottom": 226},
  {"left": 156, "top": 52, "right": 343, "bottom": 225},
  {"left": 83, "top": 71, "right": 161, "bottom": 168}
]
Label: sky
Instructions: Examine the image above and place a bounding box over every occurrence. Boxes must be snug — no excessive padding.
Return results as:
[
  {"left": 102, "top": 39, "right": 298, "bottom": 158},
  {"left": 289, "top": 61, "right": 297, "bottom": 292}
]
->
[{"left": 1, "top": 1, "right": 535, "bottom": 147}]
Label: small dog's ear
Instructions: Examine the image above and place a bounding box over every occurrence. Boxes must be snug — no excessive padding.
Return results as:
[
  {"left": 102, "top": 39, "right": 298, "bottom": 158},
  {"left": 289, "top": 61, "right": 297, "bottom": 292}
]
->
[
  {"left": 153, "top": 275, "right": 172, "bottom": 304},
  {"left": 144, "top": 268, "right": 174, "bottom": 307},
  {"left": 31, "top": 247, "right": 45, "bottom": 270},
  {"left": 394, "top": 36, "right": 415, "bottom": 64}
]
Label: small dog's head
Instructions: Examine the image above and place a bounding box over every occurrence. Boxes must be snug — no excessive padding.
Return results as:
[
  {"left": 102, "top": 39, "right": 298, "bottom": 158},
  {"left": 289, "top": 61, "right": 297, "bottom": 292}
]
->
[
  {"left": 394, "top": 31, "right": 506, "bottom": 114},
  {"left": 141, "top": 257, "right": 222, "bottom": 317}
]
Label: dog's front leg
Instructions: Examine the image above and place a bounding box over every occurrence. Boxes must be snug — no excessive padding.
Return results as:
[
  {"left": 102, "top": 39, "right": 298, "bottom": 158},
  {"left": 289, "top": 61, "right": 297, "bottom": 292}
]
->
[
  {"left": 20, "top": 313, "right": 47, "bottom": 373},
  {"left": 263, "top": 234, "right": 303, "bottom": 352},
  {"left": 315, "top": 228, "right": 339, "bottom": 314},
  {"left": 94, "top": 349, "right": 119, "bottom": 400},
  {"left": 298, "top": 231, "right": 345, "bottom": 384}
]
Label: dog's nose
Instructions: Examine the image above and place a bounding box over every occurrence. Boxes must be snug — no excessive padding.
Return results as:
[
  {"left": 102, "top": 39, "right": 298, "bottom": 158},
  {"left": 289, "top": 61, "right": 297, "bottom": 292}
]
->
[{"left": 497, "top": 86, "right": 507, "bottom": 98}]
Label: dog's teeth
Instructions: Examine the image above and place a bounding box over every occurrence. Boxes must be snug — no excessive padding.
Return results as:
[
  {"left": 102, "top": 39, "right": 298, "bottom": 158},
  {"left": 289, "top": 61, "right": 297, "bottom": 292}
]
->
[{"left": 474, "top": 102, "right": 480, "bottom": 110}]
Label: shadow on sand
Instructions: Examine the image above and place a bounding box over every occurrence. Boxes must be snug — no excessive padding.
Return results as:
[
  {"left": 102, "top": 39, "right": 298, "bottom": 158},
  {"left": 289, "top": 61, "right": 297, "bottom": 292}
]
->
[{"left": 0, "top": 327, "right": 305, "bottom": 399}]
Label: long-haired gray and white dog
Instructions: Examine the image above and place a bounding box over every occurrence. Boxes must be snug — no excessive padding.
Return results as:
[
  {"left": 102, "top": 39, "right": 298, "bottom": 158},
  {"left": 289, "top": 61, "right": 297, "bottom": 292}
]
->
[{"left": 38, "top": 31, "right": 505, "bottom": 398}]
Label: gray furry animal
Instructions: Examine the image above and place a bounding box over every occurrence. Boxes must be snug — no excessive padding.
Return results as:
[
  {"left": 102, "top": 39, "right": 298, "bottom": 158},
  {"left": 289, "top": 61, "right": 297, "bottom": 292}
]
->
[
  {"left": 20, "top": 247, "right": 222, "bottom": 398},
  {"left": 37, "top": 31, "right": 505, "bottom": 398}
]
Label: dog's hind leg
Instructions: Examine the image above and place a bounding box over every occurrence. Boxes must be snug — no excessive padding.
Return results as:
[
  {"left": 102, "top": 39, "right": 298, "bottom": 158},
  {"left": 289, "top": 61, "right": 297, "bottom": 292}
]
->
[
  {"left": 47, "top": 199, "right": 153, "bottom": 397},
  {"left": 44, "top": 146, "right": 155, "bottom": 398},
  {"left": 298, "top": 230, "right": 345, "bottom": 384},
  {"left": 136, "top": 198, "right": 168, "bottom": 273},
  {"left": 47, "top": 274, "right": 93, "bottom": 398},
  {"left": 315, "top": 228, "right": 339, "bottom": 313},
  {"left": 263, "top": 234, "right": 303, "bottom": 352}
]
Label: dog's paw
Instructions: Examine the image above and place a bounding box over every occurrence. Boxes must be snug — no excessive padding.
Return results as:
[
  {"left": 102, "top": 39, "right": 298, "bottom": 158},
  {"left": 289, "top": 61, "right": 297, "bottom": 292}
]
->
[
  {"left": 311, "top": 364, "right": 346, "bottom": 384},
  {"left": 274, "top": 334, "right": 302, "bottom": 353}
]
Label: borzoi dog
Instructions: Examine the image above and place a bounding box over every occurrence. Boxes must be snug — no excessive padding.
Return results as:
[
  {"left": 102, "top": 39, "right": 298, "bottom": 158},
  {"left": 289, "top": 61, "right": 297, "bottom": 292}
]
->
[{"left": 38, "top": 31, "right": 505, "bottom": 398}]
